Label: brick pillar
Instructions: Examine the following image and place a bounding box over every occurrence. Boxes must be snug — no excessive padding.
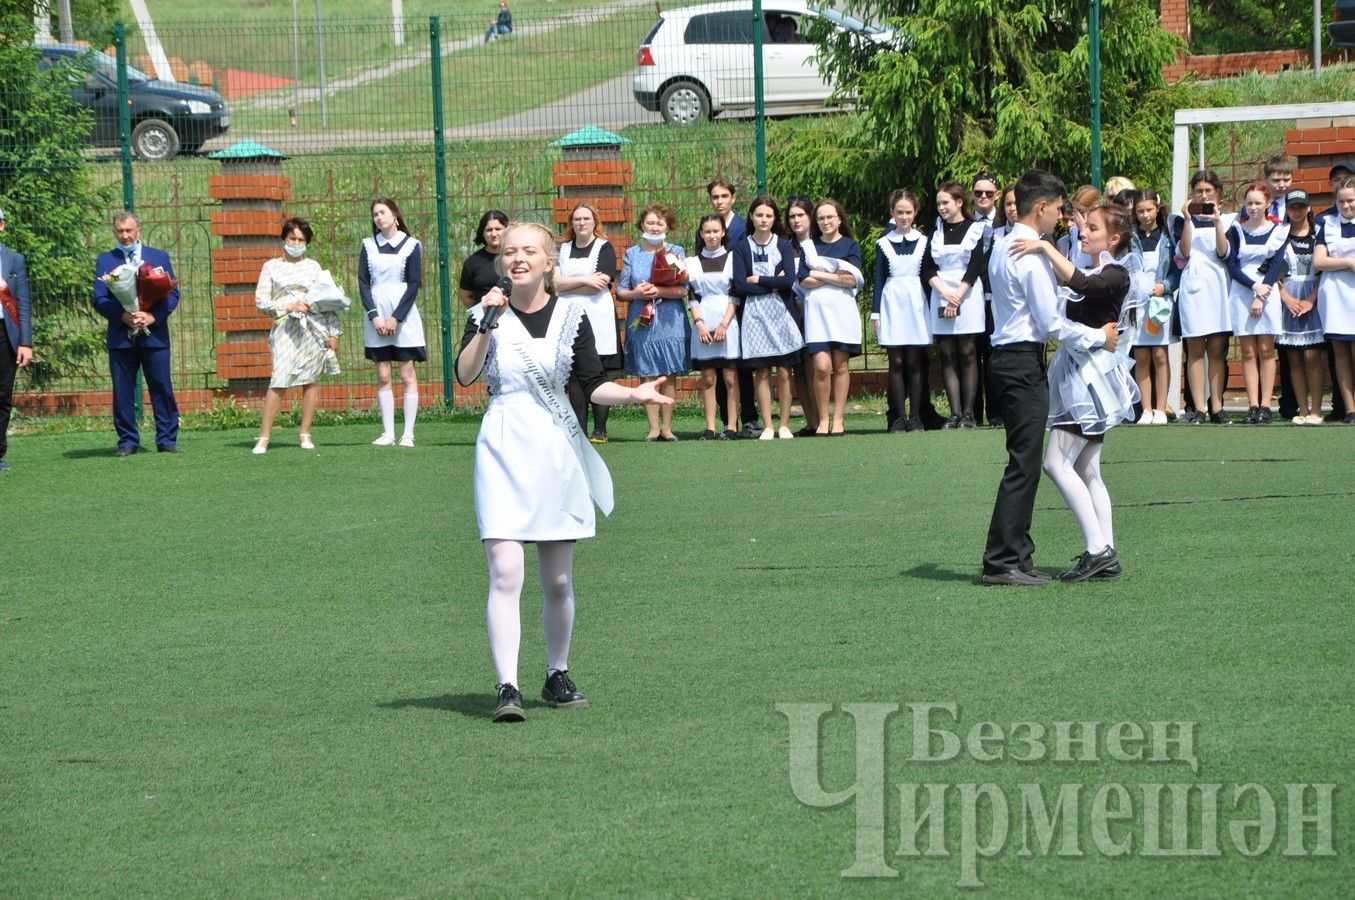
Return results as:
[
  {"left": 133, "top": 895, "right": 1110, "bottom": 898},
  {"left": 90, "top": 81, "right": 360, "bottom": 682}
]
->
[
  {"left": 207, "top": 142, "right": 291, "bottom": 389},
  {"left": 1160, "top": 0, "right": 1190, "bottom": 42},
  {"left": 549, "top": 126, "right": 635, "bottom": 345}
]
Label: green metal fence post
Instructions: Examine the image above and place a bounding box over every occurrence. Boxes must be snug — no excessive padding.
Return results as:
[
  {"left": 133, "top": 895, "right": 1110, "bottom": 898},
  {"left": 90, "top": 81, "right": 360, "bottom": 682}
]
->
[
  {"left": 1089, "top": 0, "right": 1102, "bottom": 190},
  {"left": 115, "top": 23, "right": 133, "bottom": 211},
  {"left": 430, "top": 17, "right": 454, "bottom": 409},
  {"left": 753, "top": 0, "right": 766, "bottom": 193}
]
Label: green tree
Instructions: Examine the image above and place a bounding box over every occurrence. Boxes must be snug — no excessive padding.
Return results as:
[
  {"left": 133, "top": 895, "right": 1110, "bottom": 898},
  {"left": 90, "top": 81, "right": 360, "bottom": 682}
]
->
[
  {"left": 1191, "top": 0, "right": 1335, "bottom": 55},
  {"left": 0, "top": 14, "right": 113, "bottom": 387},
  {"left": 770, "top": 0, "right": 1195, "bottom": 219}
]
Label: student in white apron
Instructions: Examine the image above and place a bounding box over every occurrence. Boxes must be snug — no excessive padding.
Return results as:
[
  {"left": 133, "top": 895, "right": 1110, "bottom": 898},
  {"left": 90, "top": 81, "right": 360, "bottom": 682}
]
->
[
  {"left": 360, "top": 198, "right": 426, "bottom": 447},
  {"left": 783, "top": 196, "right": 821, "bottom": 435},
  {"left": 733, "top": 196, "right": 801, "bottom": 439},
  {"left": 1313, "top": 176, "right": 1355, "bottom": 424},
  {"left": 1224, "top": 183, "right": 1289, "bottom": 424},
  {"left": 455, "top": 223, "right": 672, "bottom": 723},
  {"left": 871, "top": 189, "right": 929, "bottom": 432},
  {"left": 685, "top": 215, "right": 741, "bottom": 438},
  {"left": 554, "top": 203, "right": 621, "bottom": 443},
  {"left": 1176, "top": 170, "right": 1235, "bottom": 424},
  {"left": 1276, "top": 191, "right": 1326, "bottom": 424},
  {"left": 922, "top": 182, "right": 989, "bottom": 428},
  {"left": 798, "top": 199, "right": 864, "bottom": 436},
  {"left": 1130, "top": 190, "right": 1179, "bottom": 424}
]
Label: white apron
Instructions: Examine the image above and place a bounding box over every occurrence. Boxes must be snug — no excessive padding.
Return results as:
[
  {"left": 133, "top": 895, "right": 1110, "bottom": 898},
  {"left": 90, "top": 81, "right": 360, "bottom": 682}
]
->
[
  {"left": 684, "top": 252, "right": 740, "bottom": 362},
  {"left": 361, "top": 234, "right": 426, "bottom": 348},
  {"left": 1228, "top": 222, "right": 1288, "bottom": 337},
  {"left": 557, "top": 238, "right": 618, "bottom": 356},
  {"left": 801, "top": 240, "right": 864, "bottom": 349},
  {"left": 1177, "top": 215, "right": 1234, "bottom": 338},
  {"left": 471, "top": 301, "right": 613, "bottom": 542},
  {"left": 929, "top": 221, "right": 986, "bottom": 336},
  {"left": 1317, "top": 219, "right": 1355, "bottom": 336},
  {"left": 1133, "top": 231, "right": 1174, "bottom": 347},
  {"left": 875, "top": 231, "right": 929, "bottom": 347}
]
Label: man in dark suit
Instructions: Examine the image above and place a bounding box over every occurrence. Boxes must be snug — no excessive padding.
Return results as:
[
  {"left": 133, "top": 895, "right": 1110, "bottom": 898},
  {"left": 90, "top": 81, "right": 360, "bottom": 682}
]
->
[
  {"left": 0, "top": 207, "right": 34, "bottom": 473},
  {"left": 91, "top": 211, "right": 181, "bottom": 455}
]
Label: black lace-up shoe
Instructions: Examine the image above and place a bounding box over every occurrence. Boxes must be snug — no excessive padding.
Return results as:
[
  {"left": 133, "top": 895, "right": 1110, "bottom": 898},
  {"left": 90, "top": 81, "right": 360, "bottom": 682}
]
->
[
  {"left": 1210, "top": 409, "right": 1231, "bottom": 425},
  {"left": 1091, "top": 559, "right": 1123, "bottom": 579},
  {"left": 492, "top": 683, "right": 526, "bottom": 723},
  {"left": 542, "top": 670, "right": 588, "bottom": 709},
  {"left": 1060, "top": 547, "right": 1120, "bottom": 583},
  {"left": 1257, "top": 406, "right": 1272, "bottom": 424}
]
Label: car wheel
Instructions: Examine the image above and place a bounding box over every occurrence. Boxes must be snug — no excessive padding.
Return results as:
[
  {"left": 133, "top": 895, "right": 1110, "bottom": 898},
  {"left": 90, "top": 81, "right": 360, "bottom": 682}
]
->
[
  {"left": 659, "top": 81, "right": 709, "bottom": 125},
  {"left": 132, "top": 118, "right": 180, "bottom": 161}
]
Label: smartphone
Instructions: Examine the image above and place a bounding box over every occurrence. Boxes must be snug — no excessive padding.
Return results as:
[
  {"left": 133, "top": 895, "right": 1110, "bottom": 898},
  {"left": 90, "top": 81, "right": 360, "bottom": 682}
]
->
[{"left": 1200, "top": 201, "right": 1216, "bottom": 215}]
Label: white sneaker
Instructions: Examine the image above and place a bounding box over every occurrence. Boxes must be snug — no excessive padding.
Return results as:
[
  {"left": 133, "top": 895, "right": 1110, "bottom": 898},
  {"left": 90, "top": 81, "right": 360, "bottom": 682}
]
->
[
  {"left": 778, "top": 426, "right": 794, "bottom": 439},
  {"left": 1137, "top": 410, "right": 1153, "bottom": 425},
  {"left": 758, "top": 428, "right": 775, "bottom": 440},
  {"left": 1152, "top": 409, "right": 1168, "bottom": 425},
  {"left": 251, "top": 437, "right": 269, "bottom": 455},
  {"left": 372, "top": 433, "right": 396, "bottom": 446},
  {"left": 1292, "top": 415, "right": 1307, "bottom": 425},
  {"left": 1307, "top": 414, "right": 1324, "bottom": 426},
  {"left": 398, "top": 435, "right": 415, "bottom": 448},
  {"left": 299, "top": 433, "right": 315, "bottom": 450}
]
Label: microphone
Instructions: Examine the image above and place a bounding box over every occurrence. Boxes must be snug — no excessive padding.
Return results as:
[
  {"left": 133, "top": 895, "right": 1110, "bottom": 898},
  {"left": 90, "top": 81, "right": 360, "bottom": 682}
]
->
[{"left": 478, "top": 276, "right": 513, "bottom": 333}]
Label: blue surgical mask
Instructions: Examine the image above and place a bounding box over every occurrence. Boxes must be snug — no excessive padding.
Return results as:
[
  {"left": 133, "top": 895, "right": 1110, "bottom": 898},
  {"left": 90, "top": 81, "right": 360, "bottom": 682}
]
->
[
  {"left": 284, "top": 242, "right": 306, "bottom": 259},
  {"left": 119, "top": 240, "right": 141, "bottom": 256},
  {"left": 641, "top": 231, "right": 666, "bottom": 245}
]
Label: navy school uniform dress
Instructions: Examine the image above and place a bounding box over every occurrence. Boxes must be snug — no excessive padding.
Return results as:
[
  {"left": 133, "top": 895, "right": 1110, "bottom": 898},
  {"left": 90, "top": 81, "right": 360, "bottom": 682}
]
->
[{"left": 731, "top": 234, "right": 802, "bottom": 368}]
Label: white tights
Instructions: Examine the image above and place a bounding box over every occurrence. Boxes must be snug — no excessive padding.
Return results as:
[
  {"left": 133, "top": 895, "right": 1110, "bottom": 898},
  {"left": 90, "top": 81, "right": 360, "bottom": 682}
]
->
[
  {"left": 484, "top": 539, "right": 575, "bottom": 689},
  {"left": 1042, "top": 429, "right": 1114, "bottom": 554}
]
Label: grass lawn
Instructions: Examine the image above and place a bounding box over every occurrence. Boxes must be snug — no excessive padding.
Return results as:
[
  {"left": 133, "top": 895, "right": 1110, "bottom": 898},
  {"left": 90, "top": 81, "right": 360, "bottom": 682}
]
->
[{"left": 1, "top": 414, "right": 1351, "bottom": 895}]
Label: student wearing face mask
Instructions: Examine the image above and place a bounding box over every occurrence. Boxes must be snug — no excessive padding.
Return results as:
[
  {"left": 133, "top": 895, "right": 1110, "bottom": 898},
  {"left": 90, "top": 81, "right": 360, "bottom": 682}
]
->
[
  {"left": 252, "top": 218, "right": 346, "bottom": 453},
  {"left": 91, "top": 210, "right": 182, "bottom": 456}
]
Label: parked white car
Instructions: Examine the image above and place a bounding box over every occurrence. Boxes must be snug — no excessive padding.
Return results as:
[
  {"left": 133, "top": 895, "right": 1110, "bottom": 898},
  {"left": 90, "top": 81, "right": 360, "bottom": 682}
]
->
[{"left": 633, "top": 1, "right": 890, "bottom": 124}]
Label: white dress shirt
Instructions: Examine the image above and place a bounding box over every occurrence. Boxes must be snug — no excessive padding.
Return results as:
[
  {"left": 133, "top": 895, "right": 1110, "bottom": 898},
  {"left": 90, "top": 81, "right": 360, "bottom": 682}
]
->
[{"left": 989, "top": 223, "right": 1107, "bottom": 352}]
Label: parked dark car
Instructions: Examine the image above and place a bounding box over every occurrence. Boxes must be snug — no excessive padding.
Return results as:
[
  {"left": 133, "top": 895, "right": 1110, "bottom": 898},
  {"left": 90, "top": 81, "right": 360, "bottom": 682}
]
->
[
  {"left": 1331, "top": 0, "right": 1355, "bottom": 48},
  {"left": 37, "top": 43, "right": 230, "bottom": 160}
]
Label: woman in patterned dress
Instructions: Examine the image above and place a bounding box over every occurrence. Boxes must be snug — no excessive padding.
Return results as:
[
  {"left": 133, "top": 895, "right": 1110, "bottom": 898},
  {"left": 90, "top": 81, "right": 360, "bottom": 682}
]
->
[{"left": 252, "top": 217, "right": 341, "bottom": 454}]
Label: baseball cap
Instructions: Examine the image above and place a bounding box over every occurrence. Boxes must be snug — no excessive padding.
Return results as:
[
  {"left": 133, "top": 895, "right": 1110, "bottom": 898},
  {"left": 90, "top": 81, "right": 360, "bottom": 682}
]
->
[
  {"left": 1285, "top": 189, "right": 1310, "bottom": 206},
  {"left": 1329, "top": 161, "right": 1355, "bottom": 179}
]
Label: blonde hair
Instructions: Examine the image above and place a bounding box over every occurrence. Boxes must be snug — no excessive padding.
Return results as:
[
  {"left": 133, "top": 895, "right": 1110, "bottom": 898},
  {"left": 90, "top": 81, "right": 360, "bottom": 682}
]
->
[
  {"left": 1071, "top": 185, "right": 1103, "bottom": 212},
  {"left": 495, "top": 221, "right": 558, "bottom": 294},
  {"left": 1103, "top": 176, "right": 1136, "bottom": 197}
]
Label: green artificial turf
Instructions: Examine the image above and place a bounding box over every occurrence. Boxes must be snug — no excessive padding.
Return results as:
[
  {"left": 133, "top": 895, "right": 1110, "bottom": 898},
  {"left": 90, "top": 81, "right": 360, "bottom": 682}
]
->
[{"left": 1, "top": 415, "right": 1351, "bottom": 895}]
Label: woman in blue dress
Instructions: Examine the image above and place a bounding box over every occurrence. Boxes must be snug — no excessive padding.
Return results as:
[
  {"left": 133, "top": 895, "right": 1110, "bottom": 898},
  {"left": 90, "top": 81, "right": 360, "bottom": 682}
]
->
[{"left": 618, "top": 202, "right": 689, "bottom": 441}]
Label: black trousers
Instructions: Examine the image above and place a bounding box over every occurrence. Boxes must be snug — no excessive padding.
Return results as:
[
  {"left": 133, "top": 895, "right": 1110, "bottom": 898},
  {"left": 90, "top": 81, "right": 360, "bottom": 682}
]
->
[
  {"left": 982, "top": 344, "right": 1049, "bottom": 574},
  {"left": 0, "top": 327, "right": 15, "bottom": 460}
]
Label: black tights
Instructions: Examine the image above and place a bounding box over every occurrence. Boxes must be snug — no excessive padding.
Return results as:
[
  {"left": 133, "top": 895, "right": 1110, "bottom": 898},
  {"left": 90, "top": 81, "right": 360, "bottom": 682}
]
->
[
  {"left": 936, "top": 336, "right": 977, "bottom": 418},
  {"left": 887, "top": 347, "right": 928, "bottom": 422},
  {"left": 567, "top": 377, "right": 611, "bottom": 434}
]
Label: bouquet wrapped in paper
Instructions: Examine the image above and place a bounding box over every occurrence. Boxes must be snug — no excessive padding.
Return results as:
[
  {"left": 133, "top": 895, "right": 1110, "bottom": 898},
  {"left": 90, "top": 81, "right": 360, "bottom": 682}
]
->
[
  {"left": 101, "top": 263, "right": 146, "bottom": 339},
  {"left": 136, "top": 261, "right": 176, "bottom": 306},
  {"left": 301, "top": 270, "right": 352, "bottom": 316},
  {"left": 631, "top": 246, "right": 687, "bottom": 330}
]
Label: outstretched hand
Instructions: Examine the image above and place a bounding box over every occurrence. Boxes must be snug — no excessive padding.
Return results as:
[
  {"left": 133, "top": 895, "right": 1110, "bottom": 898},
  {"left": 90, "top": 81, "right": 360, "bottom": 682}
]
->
[{"left": 631, "top": 377, "right": 674, "bottom": 406}]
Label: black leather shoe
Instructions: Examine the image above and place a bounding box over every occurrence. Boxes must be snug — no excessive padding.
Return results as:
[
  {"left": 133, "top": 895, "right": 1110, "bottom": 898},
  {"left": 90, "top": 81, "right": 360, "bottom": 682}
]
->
[
  {"left": 960, "top": 413, "right": 978, "bottom": 429},
  {"left": 942, "top": 415, "right": 962, "bottom": 430},
  {"left": 1210, "top": 410, "right": 1231, "bottom": 425},
  {"left": 1022, "top": 567, "right": 1053, "bottom": 583},
  {"left": 698, "top": 429, "right": 716, "bottom": 440},
  {"left": 904, "top": 418, "right": 925, "bottom": 432},
  {"left": 1257, "top": 407, "right": 1272, "bottom": 424},
  {"left": 981, "top": 568, "right": 1049, "bottom": 586},
  {"left": 541, "top": 670, "right": 588, "bottom": 709},
  {"left": 1091, "top": 560, "right": 1123, "bottom": 579},
  {"left": 1243, "top": 406, "right": 1260, "bottom": 425},
  {"left": 1060, "top": 547, "right": 1120, "bottom": 582},
  {"left": 740, "top": 422, "right": 763, "bottom": 439},
  {"left": 492, "top": 683, "right": 526, "bottom": 723},
  {"left": 156, "top": 443, "right": 182, "bottom": 453},
  {"left": 114, "top": 446, "right": 138, "bottom": 457}
]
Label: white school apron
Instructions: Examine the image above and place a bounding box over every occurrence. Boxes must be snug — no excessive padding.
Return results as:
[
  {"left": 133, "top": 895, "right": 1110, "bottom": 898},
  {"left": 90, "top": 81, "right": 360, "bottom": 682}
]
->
[
  {"left": 1177, "top": 215, "right": 1234, "bottom": 338},
  {"left": 361, "top": 234, "right": 426, "bottom": 349},
  {"left": 1228, "top": 222, "right": 1288, "bottom": 337},
  {"left": 1317, "top": 219, "right": 1355, "bottom": 338},
  {"left": 801, "top": 241, "right": 863, "bottom": 350},
  {"left": 472, "top": 301, "right": 611, "bottom": 542},
  {"left": 684, "top": 252, "right": 740, "bottom": 362},
  {"left": 557, "top": 238, "right": 618, "bottom": 357},
  {"left": 1133, "top": 232, "right": 1174, "bottom": 347},
  {"left": 875, "top": 231, "right": 929, "bottom": 347},
  {"left": 929, "top": 221, "right": 986, "bottom": 336}
]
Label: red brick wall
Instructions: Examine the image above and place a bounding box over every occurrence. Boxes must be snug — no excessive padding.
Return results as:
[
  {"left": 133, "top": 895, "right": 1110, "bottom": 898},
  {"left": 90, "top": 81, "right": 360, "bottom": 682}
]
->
[{"left": 1158, "top": 0, "right": 1315, "bottom": 83}]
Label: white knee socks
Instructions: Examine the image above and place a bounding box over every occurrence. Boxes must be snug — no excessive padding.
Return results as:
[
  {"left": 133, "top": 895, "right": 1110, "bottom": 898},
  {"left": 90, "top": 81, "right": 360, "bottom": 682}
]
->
[
  {"left": 377, "top": 388, "right": 395, "bottom": 439},
  {"left": 402, "top": 389, "right": 419, "bottom": 440},
  {"left": 1043, "top": 429, "right": 1110, "bottom": 553}
]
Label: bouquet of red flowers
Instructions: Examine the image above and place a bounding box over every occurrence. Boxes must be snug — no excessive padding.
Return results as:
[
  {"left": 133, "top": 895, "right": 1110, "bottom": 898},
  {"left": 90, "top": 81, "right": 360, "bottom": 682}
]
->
[
  {"left": 0, "top": 279, "right": 17, "bottom": 324},
  {"left": 630, "top": 246, "right": 687, "bottom": 330},
  {"left": 136, "top": 261, "right": 176, "bottom": 308}
]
